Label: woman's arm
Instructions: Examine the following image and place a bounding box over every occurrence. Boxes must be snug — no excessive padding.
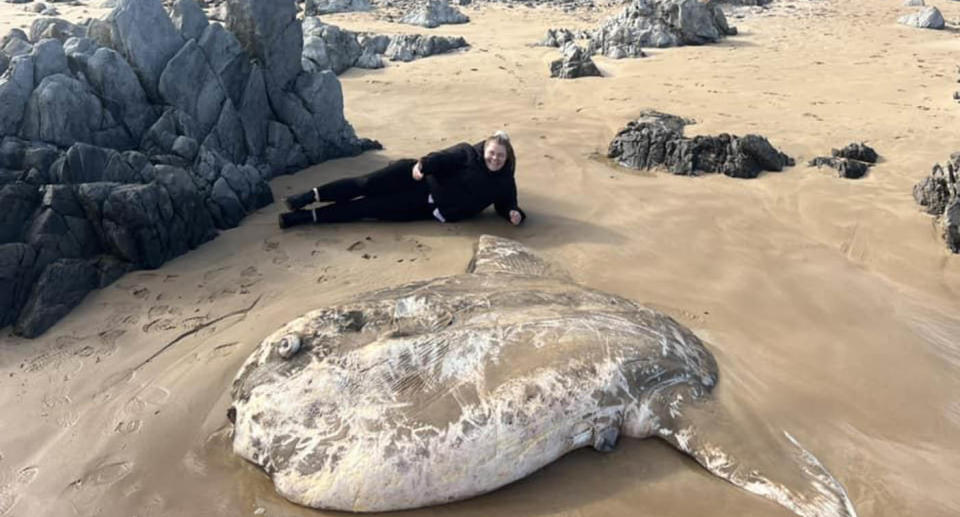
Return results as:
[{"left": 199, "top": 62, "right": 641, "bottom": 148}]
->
[
  {"left": 418, "top": 143, "right": 473, "bottom": 177},
  {"left": 494, "top": 180, "right": 525, "bottom": 225}
]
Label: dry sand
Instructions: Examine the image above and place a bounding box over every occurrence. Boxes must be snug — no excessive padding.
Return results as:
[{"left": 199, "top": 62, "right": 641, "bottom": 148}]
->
[{"left": 1, "top": 0, "right": 960, "bottom": 516}]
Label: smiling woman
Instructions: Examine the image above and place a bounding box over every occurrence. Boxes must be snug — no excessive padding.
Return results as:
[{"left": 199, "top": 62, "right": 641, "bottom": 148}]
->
[{"left": 279, "top": 131, "right": 526, "bottom": 228}]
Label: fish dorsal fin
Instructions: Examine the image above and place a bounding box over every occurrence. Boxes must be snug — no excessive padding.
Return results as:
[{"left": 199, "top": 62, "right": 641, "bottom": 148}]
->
[{"left": 467, "top": 235, "right": 570, "bottom": 280}]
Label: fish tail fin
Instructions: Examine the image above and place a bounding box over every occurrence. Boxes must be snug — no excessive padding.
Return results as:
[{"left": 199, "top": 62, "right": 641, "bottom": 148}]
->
[{"left": 657, "top": 394, "right": 857, "bottom": 517}]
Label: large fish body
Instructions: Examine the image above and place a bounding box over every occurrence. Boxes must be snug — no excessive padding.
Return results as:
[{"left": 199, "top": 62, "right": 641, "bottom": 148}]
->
[{"left": 230, "top": 236, "right": 856, "bottom": 516}]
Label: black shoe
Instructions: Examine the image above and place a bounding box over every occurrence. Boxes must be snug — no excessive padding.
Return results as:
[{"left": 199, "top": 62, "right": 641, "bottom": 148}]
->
[
  {"left": 284, "top": 189, "right": 317, "bottom": 211},
  {"left": 279, "top": 210, "right": 314, "bottom": 229}
]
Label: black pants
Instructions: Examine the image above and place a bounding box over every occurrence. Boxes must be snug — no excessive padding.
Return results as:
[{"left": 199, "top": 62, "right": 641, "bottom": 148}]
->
[{"left": 309, "top": 159, "right": 435, "bottom": 223}]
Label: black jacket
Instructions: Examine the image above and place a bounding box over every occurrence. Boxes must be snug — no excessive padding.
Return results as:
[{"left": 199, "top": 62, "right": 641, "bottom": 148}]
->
[{"left": 420, "top": 141, "right": 525, "bottom": 223}]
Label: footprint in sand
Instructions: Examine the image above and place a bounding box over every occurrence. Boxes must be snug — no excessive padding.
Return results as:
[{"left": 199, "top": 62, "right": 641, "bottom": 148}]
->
[
  {"left": 202, "top": 266, "right": 231, "bottom": 282},
  {"left": 207, "top": 342, "right": 240, "bottom": 361},
  {"left": 123, "top": 386, "right": 171, "bottom": 417},
  {"left": 180, "top": 316, "right": 208, "bottom": 331},
  {"left": 240, "top": 266, "right": 262, "bottom": 290},
  {"left": 147, "top": 305, "right": 182, "bottom": 319},
  {"left": 142, "top": 318, "right": 177, "bottom": 334},
  {"left": 264, "top": 239, "right": 289, "bottom": 265},
  {"left": 84, "top": 461, "right": 132, "bottom": 486},
  {"left": 0, "top": 465, "right": 40, "bottom": 516}
]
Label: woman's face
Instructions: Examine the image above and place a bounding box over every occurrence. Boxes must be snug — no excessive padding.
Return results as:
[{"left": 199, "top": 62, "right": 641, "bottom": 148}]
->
[{"left": 484, "top": 142, "right": 508, "bottom": 172}]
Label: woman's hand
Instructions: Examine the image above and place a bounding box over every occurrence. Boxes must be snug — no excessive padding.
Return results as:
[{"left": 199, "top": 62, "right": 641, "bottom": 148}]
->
[
  {"left": 412, "top": 162, "right": 424, "bottom": 181},
  {"left": 509, "top": 210, "right": 522, "bottom": 226}
]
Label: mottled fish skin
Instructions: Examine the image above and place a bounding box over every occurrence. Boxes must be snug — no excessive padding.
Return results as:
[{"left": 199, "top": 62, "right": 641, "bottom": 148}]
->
[{"left": 230, "top": 236, "right": 856, "bottom": 517}]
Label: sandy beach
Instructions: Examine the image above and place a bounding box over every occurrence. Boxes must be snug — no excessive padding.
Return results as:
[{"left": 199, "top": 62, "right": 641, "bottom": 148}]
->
[{"left": 1, "top": 0, "right": 959, "bottom": 516}]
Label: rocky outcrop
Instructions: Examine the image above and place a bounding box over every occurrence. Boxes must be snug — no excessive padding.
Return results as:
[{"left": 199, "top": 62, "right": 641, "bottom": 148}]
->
[
  {"left": 808, "top": 142, "right": 879, "bottom": 179},
  {"left": 305, "top": 0, "right": 373, "bottom": 16},
  {"left": 537, "top": 28, "right": 578, "bottom": 48},
  {"left": 0, "top": 0, "right": 380, "bottom": 337},
  {"left": 549, "top": 43, "right": 601, "bottom": 79},
  {"left": 589, "top": 0, "right": 735, "bottom": 56},
  {"left": 535, "top": 0, "right": 733, "bottom": 73},
  {"left": 898, "top": 6, "right": 944, "bottom": 29},
  {"left": 302, "top": 17, "right": 468, "bottom": 73},
  {"left": 914, "top": 153, "right": 960, "bottom": 252},
  {"left": 400, "top": 0, "right": 469, "bottom": 28},
  {"left": 607, "top": 110, "right": 794, "bottom": 178}
]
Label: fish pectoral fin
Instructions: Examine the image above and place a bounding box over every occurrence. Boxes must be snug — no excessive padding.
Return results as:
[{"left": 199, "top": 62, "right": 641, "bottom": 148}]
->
[
  {"left": 570, "top": 422, "right": 593, "bottom": 448},
  {"left": 592, "top": 426, "right": 620, "bottom": 452}
]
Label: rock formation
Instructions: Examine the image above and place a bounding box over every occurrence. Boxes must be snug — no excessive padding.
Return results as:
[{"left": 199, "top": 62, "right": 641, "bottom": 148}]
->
[
  {"left": 898, "top": 6, "right": 944, "bottom": 29},
  {"left": 305, "top": 0, "right": 373, "bottom": 16},
  {"left": 0, "top": 0, "right": 379, "bottom": 336},
  {"left": 607, "top": 111, "right": 794, "bottom": 178},
  {"left": 808, "top": 142, "right": 878, "bottom": 179},
  {"left": 589, "top": 0, "right": 735, "bottom": 56},
  {"left": 549, "top": 43, "right": 601, "bottom": 79},
  {"left": 914, "top": 153, "right": 960, "bottom": 252},
  {"left": 301, "top": 17, "right": 468, "bottom": 74},
  {"left": 400, "top": 0, "right": 470, "bottom": 29}
]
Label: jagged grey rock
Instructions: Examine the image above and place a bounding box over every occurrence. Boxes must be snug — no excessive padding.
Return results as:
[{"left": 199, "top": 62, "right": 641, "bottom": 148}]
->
[
  {"left": 384, "top": 33, "right": 468, "bottom": 62},
  {"left": 29, "top": 17, "right": 84, "bottom": 43},
  {"left": 401, "top": 0, "right": 469, "bottom": 28},
  {"left": 230, "top": 235, "right": 858, "bottom": 517},
  {"left": 0, "top": 0, "right": 379, "bottom": 337},
  {"left": 898, "top": 6, "right": 944, "bottom": 29},
  {"left": 302, "top": 19, "right": 362, "bottom": 74},
  {"left": 82, "top": 47, "right": 157, "bottom": 142},
  {"left": 808, "top": 157, "right": 870, "bottom": 179},
  {"left": 0, "top": 56, "right": 35, "bottom": 136},
  {"left": 607, "top": 110, "right": 793, "bottom": 178},
  {"left": 158, "top": 39, "right": 228, "bottom": 135},
  {"left": 237, "top": 64, "right": 271, "bottom": 158},
  {"left": 808, "top": 142, "right": 878, "bottom": 180},
  {"left": 589, "top": 0, "right": 735, "bottom": 57},
  {"left": 13, "top": 257, "right": 99, "bottom": 337},
  {"left": 0, "top": 181, "right": 41, "bottom": 243},
  {"left": 225, "top": 0, "right": 302, "bottom": 91},
  {"left": 197, "top": 22, "right": 251, "bottom": 107},
  {"left": 0, "top": 242, "right": 37, "bottom": 328},
  {"left": 550, "top": 43, "right": 601, "bottom": 79},
  {"left": 914, "top": 153, "right": 960, "bottom": 252},
  {"left": 19, "top": 74, "right": 125, "bottom": 148},
  {"left": 3, "top": 37, "right": 33, "bottom": 58},
  {"left": 107, "top": 0, "right": 185, "bottom": 101},
  {"left": 537, "top": 28, "right": 576, "bottom": 47},
  {"left": 305, "top": 0, "right": 372, "bottom": 15},
  {"left": 31, "top": 38, "right": 69, "bottom": 86},
  {"left": 170, "top": 0, "right": 209, "bottom": 42}
]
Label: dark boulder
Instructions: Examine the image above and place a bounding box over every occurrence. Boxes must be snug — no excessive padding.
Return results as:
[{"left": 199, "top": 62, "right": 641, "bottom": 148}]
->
[
  {"left": 913, "top": 153, "right": 960, "bottom": 252},
  {"left": 0, "top": 242, "right": 37, "bottom": 328},
  {"left": 807, "top": 143, "right": 878, "bottom": 180},
  {"left": 607, "top": 110, "right": 793, "bottom": 178},
  {"left": 549, "top": 44, "right": 601, "bottom": 79},
  {"left": 0, "top": 181, "right": 41, "bottom": 242},
  {"left": 14, "top": 257, "right": 99, "bottom": 338}
]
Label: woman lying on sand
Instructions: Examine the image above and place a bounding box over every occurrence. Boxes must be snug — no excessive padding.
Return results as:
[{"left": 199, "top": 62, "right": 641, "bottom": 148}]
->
[{"left": 279, "top": 131, "right": 526, "bottom": 228}]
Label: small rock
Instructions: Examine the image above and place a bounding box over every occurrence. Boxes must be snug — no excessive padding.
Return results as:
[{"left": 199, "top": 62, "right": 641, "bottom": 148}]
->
[{"left": 898, "top": 6, "right": 944, "bottom": 29}]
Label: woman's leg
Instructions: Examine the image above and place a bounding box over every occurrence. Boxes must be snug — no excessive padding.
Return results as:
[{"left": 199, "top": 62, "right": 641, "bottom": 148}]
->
[
  {"left": 285, "top": 159, "right": 419, "bottom": 210},
  {"left": 279, "top": 184, "right": 433, "bottom": 228},
  {"left": 312, "top": 186, "right": 434, "bottom": 223}
]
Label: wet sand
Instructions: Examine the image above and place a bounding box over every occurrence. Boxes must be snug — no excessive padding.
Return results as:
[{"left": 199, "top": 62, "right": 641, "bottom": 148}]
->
[{"left": 1, "top": 0, "right": 959, "bottom": 516}]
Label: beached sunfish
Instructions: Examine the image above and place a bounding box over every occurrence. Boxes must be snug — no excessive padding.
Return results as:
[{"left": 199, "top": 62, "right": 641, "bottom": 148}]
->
[{"left": 229, "top": 235, "right": 857, "bottom": 516}]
